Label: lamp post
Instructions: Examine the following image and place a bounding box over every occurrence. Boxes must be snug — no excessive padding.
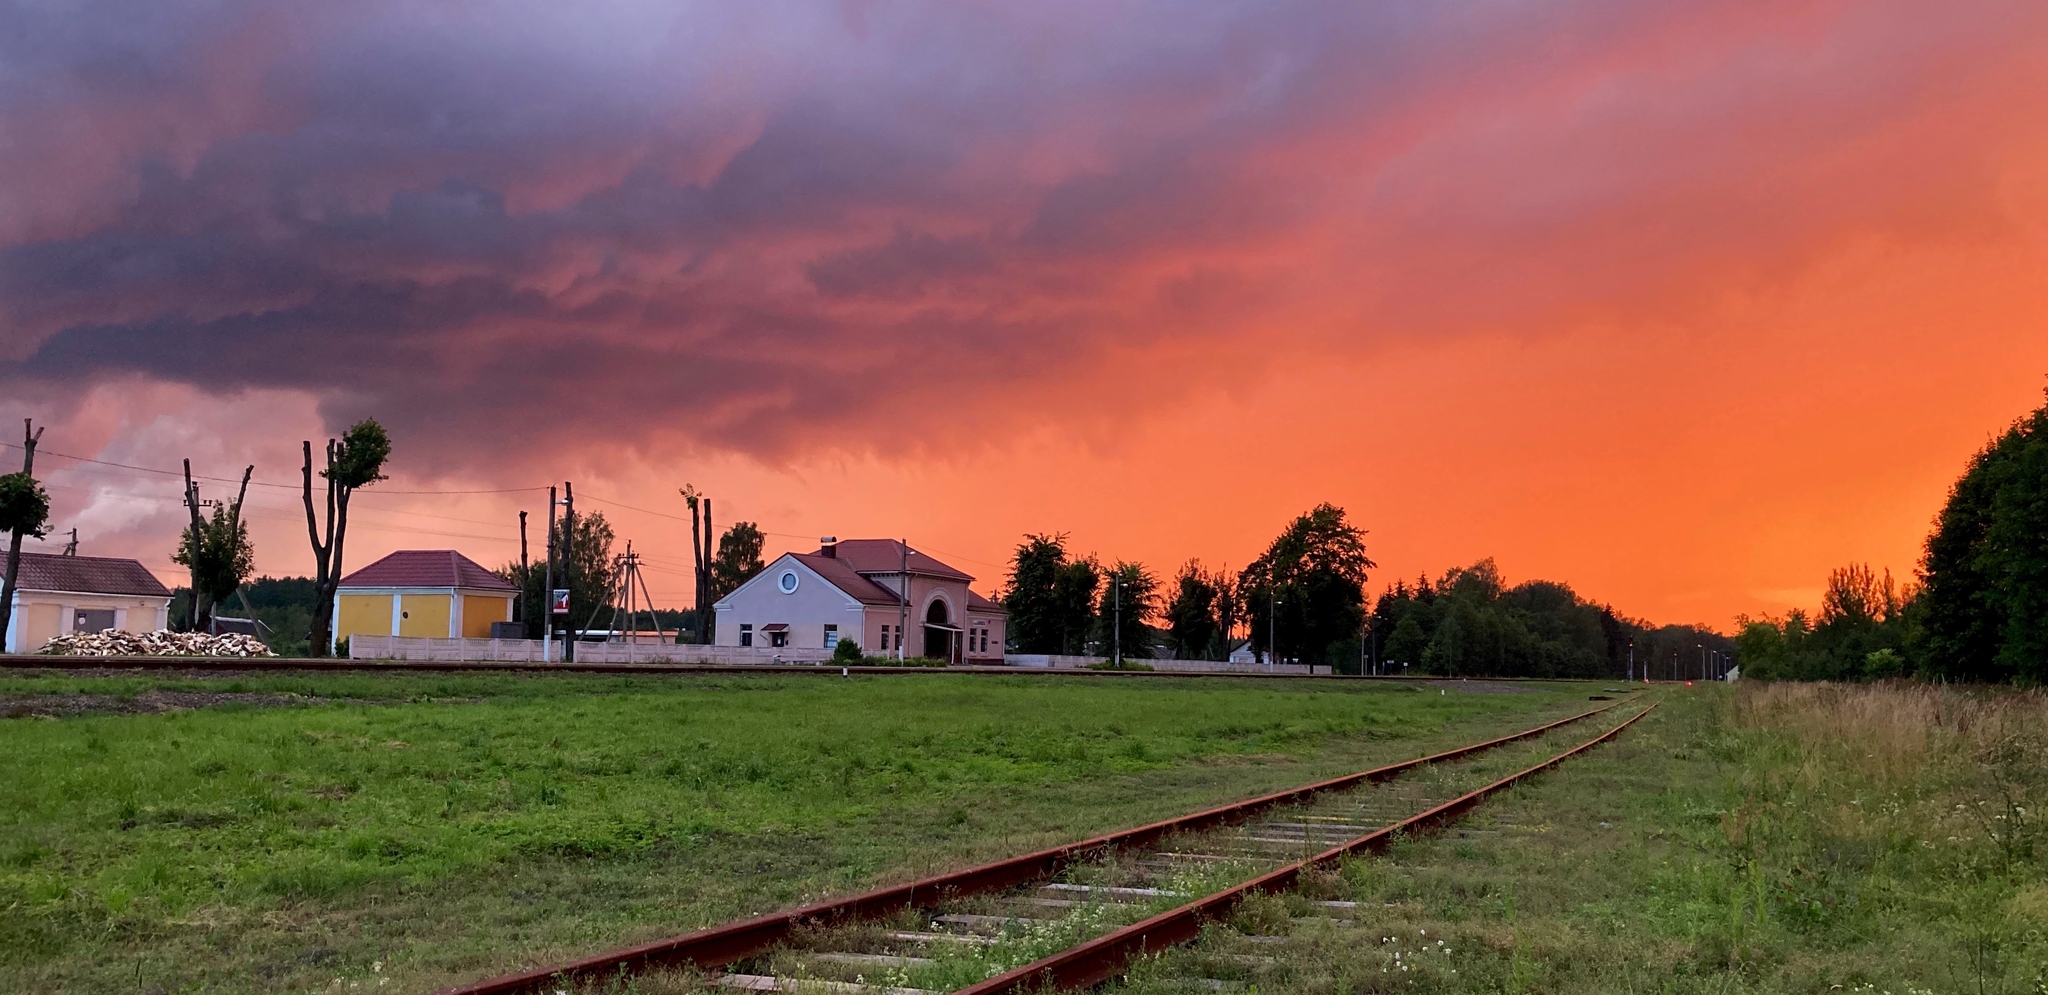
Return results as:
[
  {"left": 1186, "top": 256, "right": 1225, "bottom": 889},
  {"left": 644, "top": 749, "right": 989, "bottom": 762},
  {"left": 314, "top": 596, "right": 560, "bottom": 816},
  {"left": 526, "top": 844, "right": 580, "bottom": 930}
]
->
[{"left": 1113, "top": 574, "right": 1122, "bottom": 670}]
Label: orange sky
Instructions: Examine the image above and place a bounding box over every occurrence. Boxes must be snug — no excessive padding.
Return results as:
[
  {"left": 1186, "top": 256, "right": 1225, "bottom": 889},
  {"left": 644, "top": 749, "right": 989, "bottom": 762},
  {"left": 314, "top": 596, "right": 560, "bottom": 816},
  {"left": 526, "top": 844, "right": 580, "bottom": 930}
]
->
[{"left": 3, "top": 0, "right": 2046, "bottom": 631}]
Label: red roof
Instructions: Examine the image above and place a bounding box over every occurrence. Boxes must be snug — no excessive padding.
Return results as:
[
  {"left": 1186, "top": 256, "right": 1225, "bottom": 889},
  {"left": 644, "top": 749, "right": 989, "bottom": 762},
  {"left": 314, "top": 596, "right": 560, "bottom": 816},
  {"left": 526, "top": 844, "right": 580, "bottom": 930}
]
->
[
  {"left": 0, "top": 552, "right": 170, "bottom": 597},
  {"left": 789, "top": 553, "right": 904, "bottom": 606},
  {"left": 338, "top": 550, "right": 516, "bottom": 591},
  {"left": 821, "top": 539, "right": 973, "bottom": 582},
  {"left": 968, "top": 589, "right": 1007, "bottom": 615}
]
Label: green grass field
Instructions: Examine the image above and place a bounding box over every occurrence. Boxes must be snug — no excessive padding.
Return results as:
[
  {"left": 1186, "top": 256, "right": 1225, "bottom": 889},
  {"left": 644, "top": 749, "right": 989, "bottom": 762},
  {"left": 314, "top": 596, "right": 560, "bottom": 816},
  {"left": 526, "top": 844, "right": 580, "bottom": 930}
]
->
[
  {"left": 0, "top": 670, "right": 1594, "bottom": 994},
  {"left": 1111, "top": 682, "right": 2048, "bottom": 994}
]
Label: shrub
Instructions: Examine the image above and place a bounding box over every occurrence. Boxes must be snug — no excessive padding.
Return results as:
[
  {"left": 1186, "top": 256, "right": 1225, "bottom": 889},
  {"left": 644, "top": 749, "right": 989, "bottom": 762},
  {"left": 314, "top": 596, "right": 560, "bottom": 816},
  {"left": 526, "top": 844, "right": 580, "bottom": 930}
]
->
[
  {"left": 832, "top": 638, "right": 863, "bottom": 663},
  {"left": 1087, "top": 660, "right": 1155, "bottom": 672}
]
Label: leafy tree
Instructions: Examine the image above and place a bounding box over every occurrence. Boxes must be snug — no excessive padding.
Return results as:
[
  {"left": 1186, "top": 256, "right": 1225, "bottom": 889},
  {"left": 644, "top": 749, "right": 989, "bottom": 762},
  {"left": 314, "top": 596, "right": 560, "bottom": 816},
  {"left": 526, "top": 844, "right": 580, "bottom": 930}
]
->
[
  {"left": 173, "top": 503, "right": 255, "bottom": 632},
  {"left": 1166, "top": 560, "right": 1221, "bottom": 659},
  {"left": 1096, "top": 560, "right": 1160, "bottom": 663},
  {"left": 709, "top": 522, "right": 766, "bottom": 601},
  {"left": 1240, "top": 503, "right": 1374, "bottom": 665},
  {"left": 1919, "top": 395, "right": 2048, "bottom": 682},
  {"left": 1050, "top": 556, "right": 1101, "bottom": 655},
  {"left": 303, "top": 419, "right": 391, "bottom": 655},
  {"left": 1004, "top": 533, "right": 1101, "bottom": 655},
  {"left": 1004, "top": 534, "right": 1068, "bottom": 653},
  {"left": 0, "top": 473, "right": 50, "bottom": 541}
]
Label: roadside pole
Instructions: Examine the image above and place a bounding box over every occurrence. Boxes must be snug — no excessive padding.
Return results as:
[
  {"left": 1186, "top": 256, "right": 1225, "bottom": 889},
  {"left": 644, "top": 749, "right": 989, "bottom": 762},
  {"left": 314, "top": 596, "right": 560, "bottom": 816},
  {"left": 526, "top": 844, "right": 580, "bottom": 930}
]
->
[{"left": 543, "top": 486, "right": 557, "bottom": 664}]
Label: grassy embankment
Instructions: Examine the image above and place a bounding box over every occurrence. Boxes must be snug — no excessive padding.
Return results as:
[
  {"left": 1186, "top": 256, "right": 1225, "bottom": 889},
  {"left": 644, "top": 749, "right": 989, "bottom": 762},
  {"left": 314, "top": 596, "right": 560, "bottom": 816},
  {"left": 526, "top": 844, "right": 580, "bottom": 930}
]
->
[
  {"left": 0, "top": 669, "right": 1592, "bottom": 993},
  {"left": 1112, "top": 682, "right": 2048, "bottom": 994}
]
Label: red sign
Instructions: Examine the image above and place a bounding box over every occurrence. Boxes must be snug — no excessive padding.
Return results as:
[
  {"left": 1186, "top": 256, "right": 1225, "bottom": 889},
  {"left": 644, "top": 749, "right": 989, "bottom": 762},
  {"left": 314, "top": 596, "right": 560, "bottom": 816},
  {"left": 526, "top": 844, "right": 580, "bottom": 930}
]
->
[{"left": 550, "top": 589, "right": 571, "bottom": 615}]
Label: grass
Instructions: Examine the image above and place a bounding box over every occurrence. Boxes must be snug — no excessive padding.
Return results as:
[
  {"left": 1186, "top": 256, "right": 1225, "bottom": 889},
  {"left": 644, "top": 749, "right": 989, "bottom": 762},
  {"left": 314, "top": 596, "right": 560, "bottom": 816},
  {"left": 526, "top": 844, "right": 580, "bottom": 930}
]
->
[
  {"left": 1110, "top": 681, "right": 2048, "bottom": 994},
  {"left": 0, "top": 669, "right": 1593, "bottom": 994}
]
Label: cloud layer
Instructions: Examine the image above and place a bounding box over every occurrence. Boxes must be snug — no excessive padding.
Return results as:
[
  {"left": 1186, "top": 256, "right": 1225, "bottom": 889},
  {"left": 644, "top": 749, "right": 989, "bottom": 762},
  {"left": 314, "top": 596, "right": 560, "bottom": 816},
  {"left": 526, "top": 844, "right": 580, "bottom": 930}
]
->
[
  {"left": 4, "top": 0, "right": 2048, "bottom": 624},
  {"left": 7, "top": 0, "right": 2042, "bottom": 470}
]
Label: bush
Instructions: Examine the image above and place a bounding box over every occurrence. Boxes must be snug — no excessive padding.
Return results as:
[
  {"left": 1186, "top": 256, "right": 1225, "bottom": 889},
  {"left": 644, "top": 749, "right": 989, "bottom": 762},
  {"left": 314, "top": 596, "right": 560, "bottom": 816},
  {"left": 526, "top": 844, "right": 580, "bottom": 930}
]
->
[
  {"left": 832, "top": 638, "right": 863, "bottom": 663},
  {"left": 1087, "top": 660, "right": 1155, "bottom": 671}
]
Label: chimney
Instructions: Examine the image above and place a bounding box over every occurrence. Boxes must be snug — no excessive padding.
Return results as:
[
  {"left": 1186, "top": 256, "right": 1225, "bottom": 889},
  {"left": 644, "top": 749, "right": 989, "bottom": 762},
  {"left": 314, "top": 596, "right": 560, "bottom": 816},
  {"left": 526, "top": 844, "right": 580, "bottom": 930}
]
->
[{"left": 820, "top": 536, "right": 838, "bottom": 558}]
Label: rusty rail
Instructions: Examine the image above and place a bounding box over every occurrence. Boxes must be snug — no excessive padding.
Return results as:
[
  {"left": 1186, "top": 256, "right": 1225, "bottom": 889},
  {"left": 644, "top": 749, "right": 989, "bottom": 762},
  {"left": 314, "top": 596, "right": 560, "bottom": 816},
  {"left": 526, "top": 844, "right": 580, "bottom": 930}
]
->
[
  {"left": 428, "top": 702, "right": 1621, "bottom": 995},
  {"left": 955, "top": 703, "right": 1659, "bottom": 995}
]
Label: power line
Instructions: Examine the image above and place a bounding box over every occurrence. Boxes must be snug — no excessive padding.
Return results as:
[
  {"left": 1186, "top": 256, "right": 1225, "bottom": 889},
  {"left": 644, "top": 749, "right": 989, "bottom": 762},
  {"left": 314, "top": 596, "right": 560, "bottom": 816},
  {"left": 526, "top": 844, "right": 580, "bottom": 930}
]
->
[{"left": 0, "top": 441, "right": 543, "bottom": 496}]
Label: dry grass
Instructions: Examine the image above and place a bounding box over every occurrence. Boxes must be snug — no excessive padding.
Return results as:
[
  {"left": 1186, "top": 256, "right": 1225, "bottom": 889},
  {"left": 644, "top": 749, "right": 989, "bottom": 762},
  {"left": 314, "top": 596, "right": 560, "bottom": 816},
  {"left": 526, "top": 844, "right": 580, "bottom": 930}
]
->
[{"left": 1734, "top": 680, "right": 2048, "bottom": 789}]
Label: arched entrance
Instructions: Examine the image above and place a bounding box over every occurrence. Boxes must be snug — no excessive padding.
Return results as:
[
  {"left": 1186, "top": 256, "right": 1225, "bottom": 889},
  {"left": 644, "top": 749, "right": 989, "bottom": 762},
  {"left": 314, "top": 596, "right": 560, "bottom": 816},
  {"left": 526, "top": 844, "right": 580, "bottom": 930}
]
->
[{"left": 923, "top": 598, "right": 959, "bottom": 664}]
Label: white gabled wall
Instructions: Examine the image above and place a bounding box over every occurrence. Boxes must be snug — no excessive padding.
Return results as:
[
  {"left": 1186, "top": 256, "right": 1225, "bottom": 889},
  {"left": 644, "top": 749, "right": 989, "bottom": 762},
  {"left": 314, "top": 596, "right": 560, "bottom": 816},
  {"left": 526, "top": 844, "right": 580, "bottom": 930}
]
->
[{"left": 713, "top": 554, "right": 868, "bottom": 650}]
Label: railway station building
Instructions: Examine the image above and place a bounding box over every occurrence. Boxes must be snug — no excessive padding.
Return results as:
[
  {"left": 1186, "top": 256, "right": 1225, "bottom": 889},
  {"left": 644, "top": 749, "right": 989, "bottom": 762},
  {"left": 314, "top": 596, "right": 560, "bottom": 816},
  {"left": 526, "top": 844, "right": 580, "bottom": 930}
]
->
[{"left": 712, "top": 539, "right": 1005, "bottom": 664}]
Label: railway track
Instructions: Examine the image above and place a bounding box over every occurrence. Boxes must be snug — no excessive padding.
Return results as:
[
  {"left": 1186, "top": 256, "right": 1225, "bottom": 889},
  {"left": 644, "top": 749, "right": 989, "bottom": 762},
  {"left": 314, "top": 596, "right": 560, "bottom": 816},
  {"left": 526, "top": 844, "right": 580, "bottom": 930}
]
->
[{"left": 431, "top": 698, "right": 1652, "bottom": 995}]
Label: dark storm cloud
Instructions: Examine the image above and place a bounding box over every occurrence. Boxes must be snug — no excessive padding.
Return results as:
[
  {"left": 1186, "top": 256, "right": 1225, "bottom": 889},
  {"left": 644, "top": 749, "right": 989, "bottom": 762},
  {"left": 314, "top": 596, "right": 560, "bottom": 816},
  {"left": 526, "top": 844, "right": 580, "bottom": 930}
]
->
[{"left": 1, "top": 0, "right": 2041, "bottom": 471}]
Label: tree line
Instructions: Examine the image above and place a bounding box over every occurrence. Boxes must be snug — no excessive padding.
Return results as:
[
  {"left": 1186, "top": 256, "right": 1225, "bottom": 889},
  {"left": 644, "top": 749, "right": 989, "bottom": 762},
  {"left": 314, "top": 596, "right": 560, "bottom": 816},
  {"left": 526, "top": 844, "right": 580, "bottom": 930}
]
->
[{"left": 1738, "top": 389, "right": 2048, "bottom": 684}]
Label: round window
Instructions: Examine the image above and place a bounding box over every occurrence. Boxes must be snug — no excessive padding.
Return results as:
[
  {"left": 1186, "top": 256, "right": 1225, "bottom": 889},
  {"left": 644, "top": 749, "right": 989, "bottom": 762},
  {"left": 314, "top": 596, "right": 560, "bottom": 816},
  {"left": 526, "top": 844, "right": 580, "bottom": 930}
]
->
[{"left": 778, "top": 569, "right": 800, "bottom": 594}]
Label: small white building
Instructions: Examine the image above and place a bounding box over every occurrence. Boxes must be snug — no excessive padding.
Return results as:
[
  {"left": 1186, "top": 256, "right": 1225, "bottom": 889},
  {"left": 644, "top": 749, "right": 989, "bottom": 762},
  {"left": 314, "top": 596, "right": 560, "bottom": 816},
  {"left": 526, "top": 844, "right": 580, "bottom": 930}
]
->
[
  {"left": 713, "top": 539, "right": 1006, "bottom": 664},
  {"left": 2, "top": 552, "right": 172, "bottom": 653}
]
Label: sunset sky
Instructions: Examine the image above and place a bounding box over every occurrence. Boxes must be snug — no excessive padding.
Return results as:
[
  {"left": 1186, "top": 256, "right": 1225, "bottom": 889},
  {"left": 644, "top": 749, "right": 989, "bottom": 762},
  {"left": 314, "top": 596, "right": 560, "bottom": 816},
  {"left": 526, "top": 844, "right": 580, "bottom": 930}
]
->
[{"left": 3, "top": 0, "right": 2046, "bottom": 630}]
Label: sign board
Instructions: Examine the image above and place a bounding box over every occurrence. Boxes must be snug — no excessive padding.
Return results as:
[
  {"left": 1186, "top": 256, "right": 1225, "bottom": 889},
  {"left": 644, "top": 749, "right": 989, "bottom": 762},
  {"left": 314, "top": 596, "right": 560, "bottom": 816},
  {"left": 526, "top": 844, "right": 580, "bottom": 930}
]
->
[{"left": 550, "top": 589, "right": 571, "bottom": 615}]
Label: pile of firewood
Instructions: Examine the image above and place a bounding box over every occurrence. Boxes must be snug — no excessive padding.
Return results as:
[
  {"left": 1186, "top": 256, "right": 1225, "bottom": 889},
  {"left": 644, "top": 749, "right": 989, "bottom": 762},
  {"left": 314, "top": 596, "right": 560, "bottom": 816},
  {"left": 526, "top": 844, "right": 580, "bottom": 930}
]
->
[{"left": 37, "top": 629, "right": 277, "bottom": 658}]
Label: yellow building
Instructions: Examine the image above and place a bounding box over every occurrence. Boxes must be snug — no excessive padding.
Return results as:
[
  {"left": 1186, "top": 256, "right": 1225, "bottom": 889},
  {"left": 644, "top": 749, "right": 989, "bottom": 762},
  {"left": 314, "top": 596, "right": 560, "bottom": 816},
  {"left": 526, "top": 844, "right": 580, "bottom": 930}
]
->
[
  {"left": 331, "top": 550, "right": 517, "bottom": 651},
  {"left": 2, "top": 552, "right": 172, "bottom": 653}
]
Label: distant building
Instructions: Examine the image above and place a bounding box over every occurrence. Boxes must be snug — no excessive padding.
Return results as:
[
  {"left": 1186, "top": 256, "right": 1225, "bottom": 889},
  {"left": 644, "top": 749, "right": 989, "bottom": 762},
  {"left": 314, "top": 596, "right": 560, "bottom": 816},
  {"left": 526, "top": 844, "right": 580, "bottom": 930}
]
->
[
  {"left": 331, "top": 550, "right": 517, "bottom": 651},
  {"left": 1, "top": 552, "right": 172, "bottom": 653},
  {"left": 712, "top": 539, "right": 1006, "bottom": 664},
  {"left": 1228, "top": 640, "right": 1259, "bottom": 664}
]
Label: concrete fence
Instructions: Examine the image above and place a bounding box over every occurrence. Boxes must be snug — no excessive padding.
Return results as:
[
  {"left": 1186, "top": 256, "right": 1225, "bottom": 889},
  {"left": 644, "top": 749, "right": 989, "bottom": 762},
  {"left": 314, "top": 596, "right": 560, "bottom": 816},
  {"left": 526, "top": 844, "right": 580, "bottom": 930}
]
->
[
  {"left": 1003, "top": 653, "right": 1331, "bottom": 676},
  {"left": 347, "top": 635, "right": 835, "bottom": 665},
  {"left": 347, "top": 636, "right": 1332, "bottom": 674},
  {"left": 348, "top": 635, "right": 561, "bottom": 662}
]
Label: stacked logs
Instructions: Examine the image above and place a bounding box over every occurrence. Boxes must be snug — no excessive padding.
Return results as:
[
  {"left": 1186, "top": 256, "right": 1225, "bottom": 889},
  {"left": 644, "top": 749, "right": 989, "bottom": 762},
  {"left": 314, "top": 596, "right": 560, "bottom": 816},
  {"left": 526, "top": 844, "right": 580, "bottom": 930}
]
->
[{"left": 37, "top": 630, "right": 277, "bottom": 657}]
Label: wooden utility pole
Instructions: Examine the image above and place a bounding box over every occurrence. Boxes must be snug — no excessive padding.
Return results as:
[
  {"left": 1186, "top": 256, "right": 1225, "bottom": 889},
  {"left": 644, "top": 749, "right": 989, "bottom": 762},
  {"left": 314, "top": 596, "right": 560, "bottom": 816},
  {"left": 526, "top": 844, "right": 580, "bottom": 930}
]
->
[
  {"left": 517, "top": 510, "right": 528, "bottom": 624},
  {"left": 0, "top": 419, "right": 43, "bottom": 651},
  {"left": 562, "top": 481, "right": 575, "bottom": 663},
  {"left": 542, "top": 486, "right": 557, "bottom": 660},
  {"left": 182, "top": 459, "right": 206, "bottom": 630}
]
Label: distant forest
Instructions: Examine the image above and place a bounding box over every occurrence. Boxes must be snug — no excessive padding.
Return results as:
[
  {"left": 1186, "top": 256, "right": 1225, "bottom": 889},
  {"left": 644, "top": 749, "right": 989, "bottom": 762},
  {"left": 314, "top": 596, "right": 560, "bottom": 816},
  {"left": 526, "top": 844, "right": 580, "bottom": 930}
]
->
[{"left": 1370, "top": 560, "right": 1729, "bottom": 681}]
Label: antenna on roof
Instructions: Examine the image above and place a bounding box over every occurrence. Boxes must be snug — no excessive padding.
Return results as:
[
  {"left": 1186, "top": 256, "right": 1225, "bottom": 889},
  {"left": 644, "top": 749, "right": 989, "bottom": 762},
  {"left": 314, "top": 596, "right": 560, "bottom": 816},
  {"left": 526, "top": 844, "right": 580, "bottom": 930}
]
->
[{"left": 62, "top": 528, "right": 77, "bottom": 557}]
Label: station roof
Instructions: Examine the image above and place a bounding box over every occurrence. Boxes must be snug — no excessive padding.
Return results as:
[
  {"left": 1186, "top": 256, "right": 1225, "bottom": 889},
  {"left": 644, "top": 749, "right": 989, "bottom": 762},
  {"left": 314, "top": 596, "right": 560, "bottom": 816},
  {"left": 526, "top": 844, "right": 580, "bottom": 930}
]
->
[
  {"left": 0, "top": 552, "right": 171, "bottom": 597},
  {"left": 338, "top": 550, "right": 516, "bottom": 591}
]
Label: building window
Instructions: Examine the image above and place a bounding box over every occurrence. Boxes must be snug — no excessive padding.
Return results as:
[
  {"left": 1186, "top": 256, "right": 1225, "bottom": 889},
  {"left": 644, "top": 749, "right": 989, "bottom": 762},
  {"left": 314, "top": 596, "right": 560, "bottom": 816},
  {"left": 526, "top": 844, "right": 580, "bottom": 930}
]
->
[
  {"left": 740, "top": 624, "right": 753, "bottom": 647},
  {"left": 770, "top": 630, "right": 788, "bottom": 648},
  {"left": 881, "top": 624, "right": 892, "bottom": 650},
  {"left": 824, "top": 624, "right": 839, "bottom": 649}
]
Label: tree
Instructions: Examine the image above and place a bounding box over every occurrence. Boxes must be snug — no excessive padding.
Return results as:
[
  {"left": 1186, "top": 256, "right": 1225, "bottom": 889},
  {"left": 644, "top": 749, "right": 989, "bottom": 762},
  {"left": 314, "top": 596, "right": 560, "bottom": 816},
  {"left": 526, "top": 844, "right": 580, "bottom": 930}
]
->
[
  {"left": 1240, "top": 503, "right": 1374, "bottom": 665},
  {"left": 1003, "top": 533, "right": 1101, "bottom": 655},
  {"left": 1166, "top": 560, "right": 1220, "bottom": 659},
  {"left": 1051, "top": 556, "right": 1101, "bottom": 655},
  {"left": 0, "top": 419, "right": 49, "bottom": 647},
  {"left": 173, "top": 464, "right": 254, "bottom": 632},
  {"left": 1096, "top": 560, "right": 1160, "bottom": 663},
  {"left": 303, "top": 419, "right": 391, "bottom": 655},
  {"left": 1003, "top": 534, "right": 1068, "bottom": 653},
  {"left": 1919, "top": 394, "right": 2048, "bottom": 682},
  {"left": 709, "top": 522, "right": 766, "bottom": 601}
]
